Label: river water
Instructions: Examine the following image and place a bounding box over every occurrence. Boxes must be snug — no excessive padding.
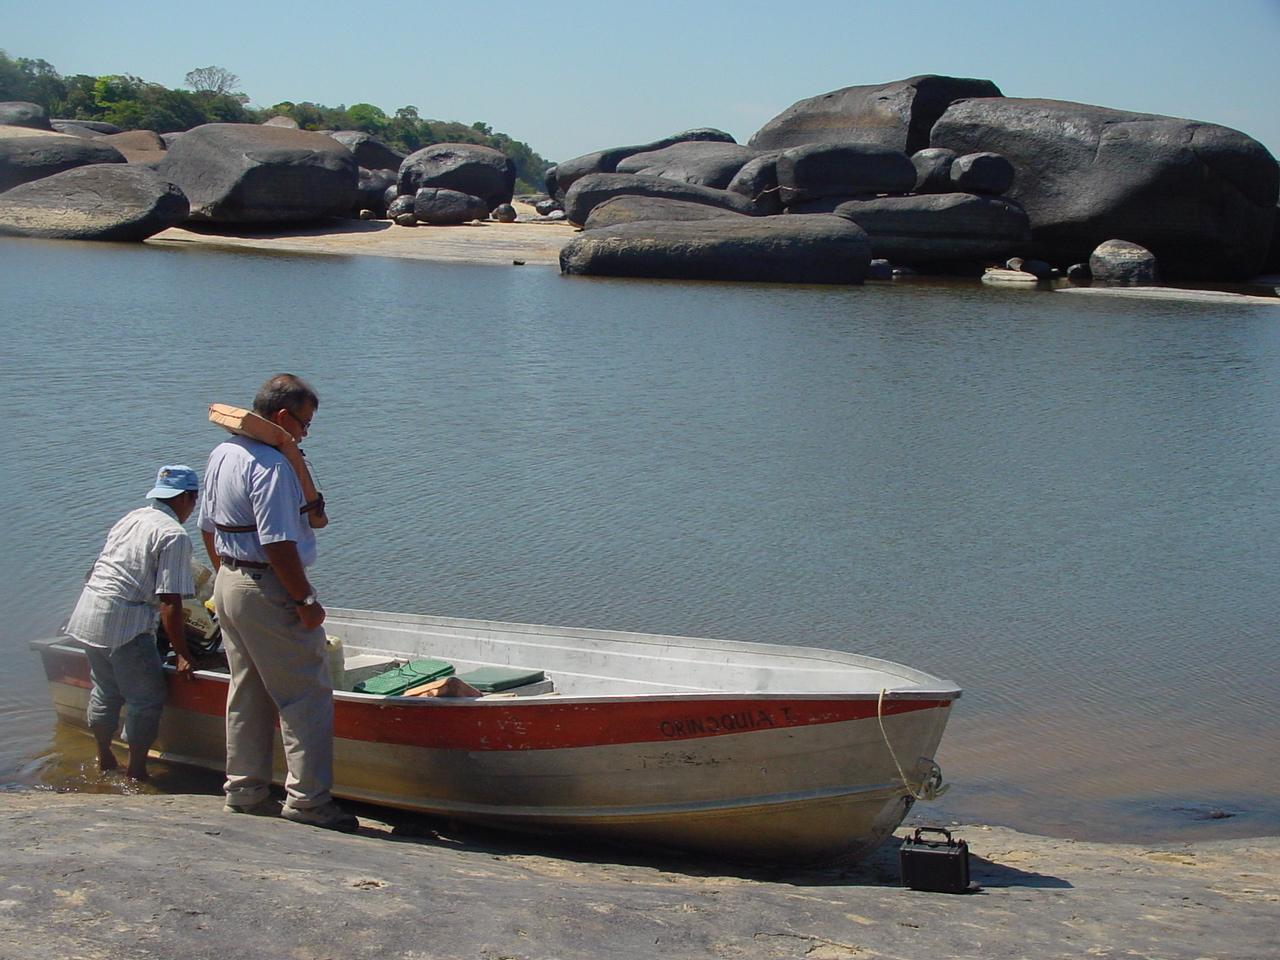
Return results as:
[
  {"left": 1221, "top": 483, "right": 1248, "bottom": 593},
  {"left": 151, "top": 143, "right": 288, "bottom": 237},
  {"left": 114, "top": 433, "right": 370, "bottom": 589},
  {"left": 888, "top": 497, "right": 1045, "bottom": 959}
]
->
[{"left": 2, "top": 236, "right": 1277, "bottom": 842}]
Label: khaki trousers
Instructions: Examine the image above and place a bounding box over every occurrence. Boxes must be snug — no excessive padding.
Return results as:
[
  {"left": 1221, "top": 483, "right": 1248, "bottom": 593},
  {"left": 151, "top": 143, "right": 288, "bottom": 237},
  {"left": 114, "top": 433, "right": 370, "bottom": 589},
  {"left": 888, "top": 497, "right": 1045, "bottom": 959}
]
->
[{"left": 214, "top": 564, "right": 333, "bottom": 810}]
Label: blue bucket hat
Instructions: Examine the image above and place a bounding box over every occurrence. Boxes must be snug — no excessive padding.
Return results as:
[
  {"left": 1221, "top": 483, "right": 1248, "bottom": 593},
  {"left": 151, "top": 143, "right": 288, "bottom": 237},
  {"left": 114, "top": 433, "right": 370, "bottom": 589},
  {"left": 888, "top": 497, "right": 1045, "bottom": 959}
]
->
[{"left": 147, "top": 464, "right": 199, "bottom": 500}]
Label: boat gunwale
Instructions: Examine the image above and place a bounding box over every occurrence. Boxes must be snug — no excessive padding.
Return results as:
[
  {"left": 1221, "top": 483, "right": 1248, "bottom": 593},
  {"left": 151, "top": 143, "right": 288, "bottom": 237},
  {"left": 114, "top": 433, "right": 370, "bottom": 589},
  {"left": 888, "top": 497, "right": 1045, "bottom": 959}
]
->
[
  {"left": 32, "top": 629, "right": 963, "bottom": 703},
  {"left": 324, "top": 606, "right": 963, "bottom": 695}
]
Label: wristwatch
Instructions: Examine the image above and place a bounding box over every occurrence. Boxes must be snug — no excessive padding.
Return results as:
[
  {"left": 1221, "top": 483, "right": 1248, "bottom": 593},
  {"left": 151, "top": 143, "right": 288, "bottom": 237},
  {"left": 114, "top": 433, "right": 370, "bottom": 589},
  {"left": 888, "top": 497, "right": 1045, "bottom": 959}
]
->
[{"left": 294, "top": 593, "right": 318, "bottom": 608}]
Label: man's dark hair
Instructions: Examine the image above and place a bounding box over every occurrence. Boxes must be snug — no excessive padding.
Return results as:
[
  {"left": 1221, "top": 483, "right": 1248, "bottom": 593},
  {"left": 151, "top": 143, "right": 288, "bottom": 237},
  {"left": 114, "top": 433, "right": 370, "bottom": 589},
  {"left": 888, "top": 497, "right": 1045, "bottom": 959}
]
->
[{"left": 253, "top": 374, "right": 319, "bottom": 418}]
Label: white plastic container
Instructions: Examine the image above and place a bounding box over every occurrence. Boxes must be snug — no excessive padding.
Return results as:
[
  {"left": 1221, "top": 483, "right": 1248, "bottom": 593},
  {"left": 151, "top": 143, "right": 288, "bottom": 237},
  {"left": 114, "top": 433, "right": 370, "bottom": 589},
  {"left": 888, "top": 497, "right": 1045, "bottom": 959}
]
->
[{"left": 326, "top": 635, "right": 345, "bottom": 692}]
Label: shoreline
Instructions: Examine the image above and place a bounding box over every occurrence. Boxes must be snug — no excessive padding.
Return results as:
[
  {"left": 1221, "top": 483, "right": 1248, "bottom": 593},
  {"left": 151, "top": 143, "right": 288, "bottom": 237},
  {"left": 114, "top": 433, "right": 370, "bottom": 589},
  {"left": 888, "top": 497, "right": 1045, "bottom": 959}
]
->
[
  {"left": 147, "top": 215, "right": 1280, "bottom": 307},
  {"left": 148, "top": 201, "right": 577, "bottom": 267},
  {"left": 2, "top": 790, "right": 1275, "bottom": 959}
]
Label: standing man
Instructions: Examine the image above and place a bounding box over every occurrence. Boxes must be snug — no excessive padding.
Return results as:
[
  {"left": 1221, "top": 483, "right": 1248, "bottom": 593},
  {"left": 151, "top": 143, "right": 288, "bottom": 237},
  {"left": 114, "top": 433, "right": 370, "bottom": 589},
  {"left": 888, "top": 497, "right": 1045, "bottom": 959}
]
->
[
  {"left": 66, "top": 465, "right": 200, "bottom": 782},
  {"left": 198, "top": 374, "right": 357, "bottom": 832}
]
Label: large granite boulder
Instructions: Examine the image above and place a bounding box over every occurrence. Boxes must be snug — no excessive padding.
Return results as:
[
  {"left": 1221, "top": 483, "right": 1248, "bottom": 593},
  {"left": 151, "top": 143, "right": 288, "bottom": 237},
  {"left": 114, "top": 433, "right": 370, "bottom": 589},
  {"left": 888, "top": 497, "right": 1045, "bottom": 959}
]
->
[
  {"left": 749, "top": 75, "right": 1002, "bottom": 153},
  {"left": 155, "top": 123, "right": 358, "bottom": 222},
  {"left": 830, "top": 193, "right": 1030, "bottom": 265},
  {"left": 931, "top": 97, "right": 1280, "bottom": 280},
  {"left": 615, "top": 141, "right": 759, "bottom": 189},
  {"left": 583, "top": 195, "right": 749, "bottom": 230},
  {"left": 1, "top": 128, "right": 126, "bottom": 192},
  {"left": 1089, "top": 239, "right": 1159, "bottom": 284},
  {"left": 0, "top": 101, "right": 52, "bottom": 130},
  {"left": 0, "top": 164, "right": 188, "bottom": 240},
  {"left": 776, "top": 143, "right": 917, "bottom": 206},
  {"left": 726, "top": 152, "right": 785, "bottom": 214},
  {"left": 560, "top": 214, "right": 872, "bottom": 284},
  {"left": 51, "top": 119, "right": 123, "bottom": 135},
  {"left": 949, "top": 152, "right": 1014, "bottom": 195},
  {"left": 328, "top": 131, "right": 404, "bottom": 172},
  {"left": 412, "top": 187, "right": 489, "bottom": 224},
  {"left": 552, "top": 128, "right": 737, "bottom": 198},
  {"left": 398, "top": 142, "right": 515, "bottom": 209},
  {"left": 100, "top": 130, "right": 166, "bottom": 165},
  {"left": 910, "top": 147, "right": 957, "bottom": 193},
  {"left": 564, "top": 172, "right": 757, "bottom": 225},
  {"left": 357, "top": 167, "right": 397, "bottom": 214},
  {"left": 50, "top": 123, "right": 105, "bottom": 140}
]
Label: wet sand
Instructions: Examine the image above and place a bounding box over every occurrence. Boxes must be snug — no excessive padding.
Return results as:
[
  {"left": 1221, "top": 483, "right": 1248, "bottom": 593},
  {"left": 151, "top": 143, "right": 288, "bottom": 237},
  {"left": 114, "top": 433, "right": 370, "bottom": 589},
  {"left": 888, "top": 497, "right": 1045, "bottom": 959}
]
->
[
  {"left": 2, "top": 791, "right": 1275, "bottom": 960},
  {"left": 148, "top": 202, "right": 577, "bottom": 266}
]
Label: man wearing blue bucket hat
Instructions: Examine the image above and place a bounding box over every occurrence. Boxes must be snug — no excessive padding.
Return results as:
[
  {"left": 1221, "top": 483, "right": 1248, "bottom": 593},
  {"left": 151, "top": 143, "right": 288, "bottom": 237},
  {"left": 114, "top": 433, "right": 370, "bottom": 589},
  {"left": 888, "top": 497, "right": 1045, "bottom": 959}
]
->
[{"left": 65, "top": 465, "right": 201, "bottom": 781}]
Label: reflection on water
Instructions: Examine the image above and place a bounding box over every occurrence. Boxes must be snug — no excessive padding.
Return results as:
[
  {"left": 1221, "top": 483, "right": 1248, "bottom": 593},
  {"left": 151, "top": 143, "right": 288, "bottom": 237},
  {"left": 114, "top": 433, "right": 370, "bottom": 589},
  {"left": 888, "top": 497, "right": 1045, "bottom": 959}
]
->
[{"left": 2, "top": 238, "right": 1278, "bottom": 843}]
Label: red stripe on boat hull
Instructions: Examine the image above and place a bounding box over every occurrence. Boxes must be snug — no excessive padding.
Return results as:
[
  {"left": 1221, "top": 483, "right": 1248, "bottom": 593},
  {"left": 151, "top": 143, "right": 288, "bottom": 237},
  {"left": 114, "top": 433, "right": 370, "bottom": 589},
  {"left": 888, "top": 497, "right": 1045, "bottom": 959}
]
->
[{"left": 39, "top": 642, "right": 952, "bottom": 752}]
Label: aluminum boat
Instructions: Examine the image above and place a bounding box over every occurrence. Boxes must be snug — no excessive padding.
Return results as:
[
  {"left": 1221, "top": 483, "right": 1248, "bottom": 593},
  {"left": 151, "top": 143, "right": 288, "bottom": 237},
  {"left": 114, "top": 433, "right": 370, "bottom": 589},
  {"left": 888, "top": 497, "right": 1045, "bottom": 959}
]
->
[{"left": 34, "top": 607, "right": 960, "bottom": 862}]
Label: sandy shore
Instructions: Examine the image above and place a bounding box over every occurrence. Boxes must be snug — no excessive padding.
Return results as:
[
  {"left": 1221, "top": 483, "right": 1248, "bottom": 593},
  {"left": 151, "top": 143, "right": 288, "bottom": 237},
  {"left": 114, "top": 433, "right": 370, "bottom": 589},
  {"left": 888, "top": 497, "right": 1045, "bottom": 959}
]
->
[
  {"left": 2, "top": 791, "right": 1275, "bottom": 960},
  {"left": 148, "top": 202, "right": 577, "bottom": 267}
]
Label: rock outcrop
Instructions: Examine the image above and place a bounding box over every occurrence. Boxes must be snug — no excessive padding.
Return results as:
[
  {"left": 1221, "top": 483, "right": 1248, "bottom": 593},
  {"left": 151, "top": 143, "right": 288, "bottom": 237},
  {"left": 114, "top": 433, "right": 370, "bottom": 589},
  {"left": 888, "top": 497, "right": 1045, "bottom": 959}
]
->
[
  {"left": 776, "top": 143, "right": 917, "bottom": 205},
  {"left": 931, "top": 97, "right": 1279, "bottom": 279},
  {"left": 0, "top": 164, "right": 188, "bottom": 240},
  {"left": 948, "top": 152, "right": 1014, "bottom": 195},
  {"left": 357, "top": 167, "right": 397, "bottom": 214},
  {"left": 155, "top": 123, "right": 358, "bottom": 222},
  {"left": 564, "top": 172, "right": 757, "bottom": 225},
  {"left": 328, "top": 131, "right": 404, "bottom": 172},
  {"left": 615, "top": 141, "right": 759, "bottom": 190},
  {"left": 0, "top": 101, "right": 52, "bottom": 130},
  {"left": 583, "top": 195, "right": 749, "bottom": 230},
  {"left": 831, "top": 193, "right": 1029, "bottom": 265},
  {"left": 412, "top": 187, "right": 489, "bottom": 224},
  {"left": 551, "top": 128, "right": 737, "bottom": 198},
  {"left": 398, "top": 143, "right": 515, "bottom": 209},
  {"left": 1089, "top": 239, "right": 1159, "bottom": 284},
  {"left": 726, "top": 152, "right": 785, "bottom": 214},
  {"left": 0, "top": 128, "right": 126, "bottom": 192},
  {"left": 560, "top": 214, "right": 872, "bottom": 284},
  {"left": 99, "top": 130, "right": 166, "bottom": 165},
  {"left": 51, "top": 119, "right": 123, "bottom": 135},
  {"left": 749, "top": 75, "right": 1003, "bottom": 153}
]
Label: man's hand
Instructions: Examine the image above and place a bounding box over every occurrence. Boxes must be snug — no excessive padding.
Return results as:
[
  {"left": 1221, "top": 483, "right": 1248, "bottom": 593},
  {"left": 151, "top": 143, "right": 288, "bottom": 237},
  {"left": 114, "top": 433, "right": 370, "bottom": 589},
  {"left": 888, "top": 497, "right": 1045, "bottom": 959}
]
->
[
  {"left": 175, "top": 655, "right": 195, "bottom": 678},
  {"left": 298, "top": 600, "right": 326, "bottom": 630}
]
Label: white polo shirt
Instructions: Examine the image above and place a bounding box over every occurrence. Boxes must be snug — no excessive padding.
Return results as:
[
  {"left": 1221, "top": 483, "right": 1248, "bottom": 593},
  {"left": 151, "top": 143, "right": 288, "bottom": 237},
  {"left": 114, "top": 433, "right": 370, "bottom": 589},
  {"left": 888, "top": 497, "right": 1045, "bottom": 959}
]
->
[
  {"left": 198, "top": 436, "right": 317, "bottom": 567},
  {"left": 66, "top": 500, "right": 196, "bottom": 650}
]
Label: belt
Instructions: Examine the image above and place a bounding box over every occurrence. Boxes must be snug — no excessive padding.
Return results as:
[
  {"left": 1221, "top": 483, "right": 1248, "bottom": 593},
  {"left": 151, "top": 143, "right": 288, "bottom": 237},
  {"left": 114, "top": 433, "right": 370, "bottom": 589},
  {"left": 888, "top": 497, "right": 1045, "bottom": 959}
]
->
[{"left": 219, "top": 555, "right": 270, "bottom": 570}]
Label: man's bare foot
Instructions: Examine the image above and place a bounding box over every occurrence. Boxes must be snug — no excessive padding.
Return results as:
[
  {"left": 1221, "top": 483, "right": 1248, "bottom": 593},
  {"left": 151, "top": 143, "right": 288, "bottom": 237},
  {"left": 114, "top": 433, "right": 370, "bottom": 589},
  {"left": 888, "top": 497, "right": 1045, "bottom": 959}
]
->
[
  {"left": 126, "top": 766, "right": 150, "bottom": 782},
  {"left": 97, "top": 752, "right": 119, "bottom": 773}
]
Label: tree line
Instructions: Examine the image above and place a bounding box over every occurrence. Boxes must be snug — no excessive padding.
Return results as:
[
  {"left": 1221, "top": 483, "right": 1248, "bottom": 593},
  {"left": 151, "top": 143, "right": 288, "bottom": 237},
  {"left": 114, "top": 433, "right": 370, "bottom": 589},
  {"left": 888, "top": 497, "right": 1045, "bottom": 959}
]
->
[{"left": 0, "top": 53, "right": 553, "bottom": 192}]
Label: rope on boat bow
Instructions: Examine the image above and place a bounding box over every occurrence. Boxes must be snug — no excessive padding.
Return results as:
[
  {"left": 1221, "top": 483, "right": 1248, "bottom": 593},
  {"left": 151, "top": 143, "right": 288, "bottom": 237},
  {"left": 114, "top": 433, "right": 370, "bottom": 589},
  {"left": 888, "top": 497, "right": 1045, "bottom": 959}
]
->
[{"left": 877, "top": 688, "right": 949, "bottom": 802}]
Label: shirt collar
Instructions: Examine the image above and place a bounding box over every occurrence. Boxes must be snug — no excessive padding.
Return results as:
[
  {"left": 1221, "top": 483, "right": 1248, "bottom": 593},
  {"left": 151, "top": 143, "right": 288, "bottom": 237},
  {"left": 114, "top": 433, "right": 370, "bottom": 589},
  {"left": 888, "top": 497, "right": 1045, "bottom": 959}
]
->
[{"left": 151, "top": 499, "right": 181, "bottom": 521}]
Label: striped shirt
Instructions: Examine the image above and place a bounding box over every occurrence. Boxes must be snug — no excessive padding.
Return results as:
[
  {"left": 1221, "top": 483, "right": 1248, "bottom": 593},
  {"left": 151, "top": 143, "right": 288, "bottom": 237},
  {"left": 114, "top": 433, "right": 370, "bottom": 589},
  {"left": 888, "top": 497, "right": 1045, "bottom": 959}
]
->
[
  {"left": 197, "top": 436, "right": 317, "bottom": 567},
  {"left": 66, "top": 501, "right": 195, "bottom": 650}
]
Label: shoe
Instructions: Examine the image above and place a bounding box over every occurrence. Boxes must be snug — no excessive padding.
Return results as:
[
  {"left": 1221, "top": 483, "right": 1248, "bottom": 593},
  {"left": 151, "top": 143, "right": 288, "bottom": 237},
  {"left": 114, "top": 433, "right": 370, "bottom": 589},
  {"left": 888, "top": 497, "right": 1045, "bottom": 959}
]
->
[
  {"left": 280, "top": 800, "right": 359, "bottom": 833},
  {"left": 223, "top": 797, "right": 282, "bottom": 817}
]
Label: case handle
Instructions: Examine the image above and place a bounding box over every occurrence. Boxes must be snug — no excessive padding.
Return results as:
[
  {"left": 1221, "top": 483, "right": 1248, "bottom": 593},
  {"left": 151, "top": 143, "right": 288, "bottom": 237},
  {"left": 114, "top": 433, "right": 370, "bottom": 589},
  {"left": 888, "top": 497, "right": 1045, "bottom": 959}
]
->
[{"left": 912, "top": 826, "right": 955, "bottom": 845}]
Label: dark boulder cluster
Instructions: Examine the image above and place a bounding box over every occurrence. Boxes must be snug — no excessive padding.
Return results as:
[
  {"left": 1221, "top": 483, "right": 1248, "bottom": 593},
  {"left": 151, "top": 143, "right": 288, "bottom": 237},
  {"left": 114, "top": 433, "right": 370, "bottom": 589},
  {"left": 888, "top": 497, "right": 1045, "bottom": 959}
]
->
[
  {"left": 1, "top": 98, "right": 526, "bottom": 239},
  {"left": 377, "top": 142, "right": 517, "bottom": 226},
  {"left": 553, "top": 75, "right": 1279, "bottom": 285}
]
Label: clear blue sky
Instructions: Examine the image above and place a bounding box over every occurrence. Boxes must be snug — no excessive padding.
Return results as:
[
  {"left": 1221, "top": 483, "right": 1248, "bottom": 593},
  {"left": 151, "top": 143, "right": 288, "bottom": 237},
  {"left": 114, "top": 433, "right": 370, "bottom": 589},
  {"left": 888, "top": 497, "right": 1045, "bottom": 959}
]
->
[{"left": 4, "top": 0, "right": 1278, "bottom": 164}]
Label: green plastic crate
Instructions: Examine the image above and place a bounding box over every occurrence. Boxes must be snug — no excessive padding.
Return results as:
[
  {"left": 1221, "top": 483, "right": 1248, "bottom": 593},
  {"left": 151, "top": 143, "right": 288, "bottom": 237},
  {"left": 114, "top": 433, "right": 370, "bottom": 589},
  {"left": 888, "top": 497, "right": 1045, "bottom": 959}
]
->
[
  {"left": 455, "top": 666, "right": 546, "bottom": 693},
  {"left": 353, "top": 658, "right": 454, "bottom": 696}
]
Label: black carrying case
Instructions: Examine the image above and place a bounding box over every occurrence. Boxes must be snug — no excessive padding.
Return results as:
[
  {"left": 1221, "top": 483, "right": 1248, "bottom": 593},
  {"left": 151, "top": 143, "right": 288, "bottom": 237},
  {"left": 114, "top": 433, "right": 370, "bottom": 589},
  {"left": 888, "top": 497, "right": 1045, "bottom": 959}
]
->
[{"left": 899, "top": 827, "right": 971, "bottom": 893}]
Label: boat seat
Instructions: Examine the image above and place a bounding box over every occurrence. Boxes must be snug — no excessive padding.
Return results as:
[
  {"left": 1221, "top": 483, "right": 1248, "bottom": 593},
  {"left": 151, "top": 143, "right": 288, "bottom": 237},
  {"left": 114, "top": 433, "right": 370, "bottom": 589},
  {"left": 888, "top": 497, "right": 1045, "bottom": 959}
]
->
[
  {"left": 341, "top": 655, "right": 401, "bottom": 690},
  {"left": 456, "top": 666, "right": 546, "bottom": 693}
]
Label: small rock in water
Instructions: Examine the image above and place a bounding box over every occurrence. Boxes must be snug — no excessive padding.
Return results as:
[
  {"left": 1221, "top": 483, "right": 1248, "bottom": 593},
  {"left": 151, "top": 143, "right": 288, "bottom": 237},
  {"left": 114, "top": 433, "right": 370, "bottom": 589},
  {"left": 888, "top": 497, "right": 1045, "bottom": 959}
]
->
[
  {"left": 491, "top": 203, "right": 517, "bottom": 223},
  {"left": 1006, "top": 257, "right": 1024, "bottom": 271},
  {"left": 1067, "top": 262, "right": 1091, "bottom": 281},
  {"left": 358, "top": 209, "right": 376, "bottom": 220},
  {"left": 394, "top": 212, "right": 417, "bottom": 226}
]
